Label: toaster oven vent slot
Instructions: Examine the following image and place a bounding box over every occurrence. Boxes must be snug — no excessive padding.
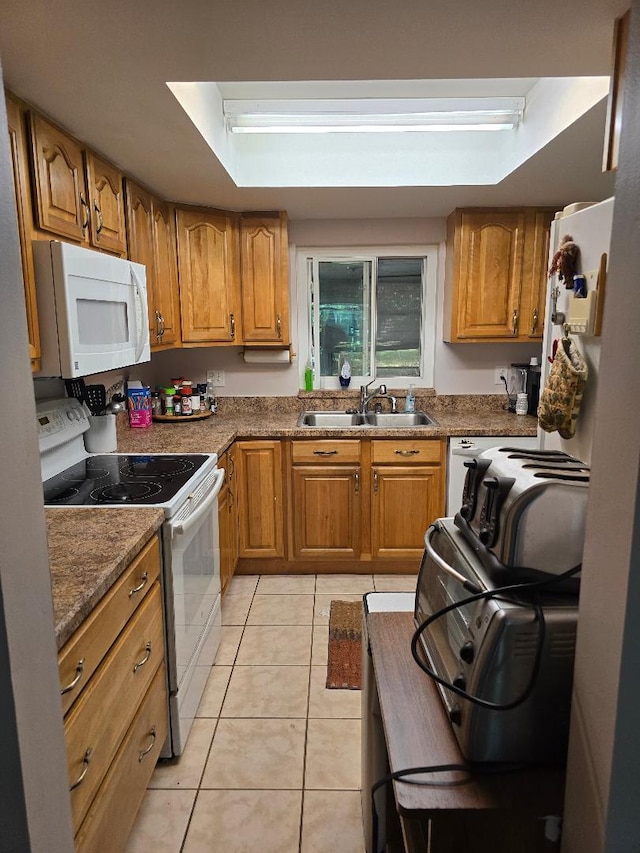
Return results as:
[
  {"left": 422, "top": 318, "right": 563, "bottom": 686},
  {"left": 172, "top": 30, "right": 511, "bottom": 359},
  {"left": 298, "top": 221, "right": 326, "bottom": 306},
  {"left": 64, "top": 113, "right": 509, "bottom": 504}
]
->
[
  {"left": 550, "top": 632, "right": 577, "bottom": 658},
  {"left": 513, "top": 633, "right": 539, "bottom": 657}
]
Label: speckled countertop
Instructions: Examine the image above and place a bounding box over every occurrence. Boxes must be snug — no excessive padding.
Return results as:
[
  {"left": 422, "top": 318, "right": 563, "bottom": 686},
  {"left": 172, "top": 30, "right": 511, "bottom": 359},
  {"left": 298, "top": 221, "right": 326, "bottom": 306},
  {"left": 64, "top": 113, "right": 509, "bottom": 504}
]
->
[
  {"left": 47, "top": 507, "right": 164, "bottom": 649},
  {"left": 49, "top": 394, "right": 536, "bottom": 648}
]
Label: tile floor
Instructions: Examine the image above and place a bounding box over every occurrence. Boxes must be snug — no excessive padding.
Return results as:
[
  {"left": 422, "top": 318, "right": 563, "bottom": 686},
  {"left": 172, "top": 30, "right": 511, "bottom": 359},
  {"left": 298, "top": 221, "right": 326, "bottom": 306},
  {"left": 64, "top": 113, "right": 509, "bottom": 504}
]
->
[{"left": 126, "top": 573, "right": 417, "bottom": 853}]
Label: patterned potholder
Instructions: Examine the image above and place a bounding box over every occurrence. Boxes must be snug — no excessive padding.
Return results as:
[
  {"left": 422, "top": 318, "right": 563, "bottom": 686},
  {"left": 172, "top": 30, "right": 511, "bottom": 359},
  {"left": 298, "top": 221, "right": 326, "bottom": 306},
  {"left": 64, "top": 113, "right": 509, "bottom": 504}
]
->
[{"left": 538, "top": 337, "right": 588, "bottom": 439}]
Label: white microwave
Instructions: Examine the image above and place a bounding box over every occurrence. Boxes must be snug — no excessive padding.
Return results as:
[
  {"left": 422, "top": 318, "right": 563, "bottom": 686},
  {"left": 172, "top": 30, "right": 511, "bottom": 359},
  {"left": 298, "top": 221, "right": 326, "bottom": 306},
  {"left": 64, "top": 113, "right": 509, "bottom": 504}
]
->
[{"left": 32, "top": 240, "right": 150, "bottom": 378}]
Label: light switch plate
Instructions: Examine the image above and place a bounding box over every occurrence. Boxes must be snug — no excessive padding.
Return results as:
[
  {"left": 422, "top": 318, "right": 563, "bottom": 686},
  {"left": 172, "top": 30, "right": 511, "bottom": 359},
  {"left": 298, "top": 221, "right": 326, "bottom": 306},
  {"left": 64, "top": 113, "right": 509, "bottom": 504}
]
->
[{"left": 207, "top": 369, "right": 226, "bottom": 386}]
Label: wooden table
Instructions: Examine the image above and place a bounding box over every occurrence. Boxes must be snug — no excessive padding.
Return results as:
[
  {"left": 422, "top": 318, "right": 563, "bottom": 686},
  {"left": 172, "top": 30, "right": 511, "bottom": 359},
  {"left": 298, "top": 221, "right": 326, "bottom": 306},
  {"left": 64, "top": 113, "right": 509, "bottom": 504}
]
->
[{"left": 366, "top": 612, "right": 566, "bottom": 853}]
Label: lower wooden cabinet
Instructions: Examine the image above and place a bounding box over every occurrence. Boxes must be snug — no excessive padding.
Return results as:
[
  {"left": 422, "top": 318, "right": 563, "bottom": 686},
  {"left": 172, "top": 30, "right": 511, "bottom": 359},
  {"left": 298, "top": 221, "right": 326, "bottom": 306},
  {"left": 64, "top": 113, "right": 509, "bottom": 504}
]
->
[
  {"left": 371, "top": 439, "right": 445, "bottom": 560},
  {"left": 57, "top": 534, "right": 168, "bottom": 850},
  {"left": 235, "top": 440, "right": 285, "bottom": 558}
]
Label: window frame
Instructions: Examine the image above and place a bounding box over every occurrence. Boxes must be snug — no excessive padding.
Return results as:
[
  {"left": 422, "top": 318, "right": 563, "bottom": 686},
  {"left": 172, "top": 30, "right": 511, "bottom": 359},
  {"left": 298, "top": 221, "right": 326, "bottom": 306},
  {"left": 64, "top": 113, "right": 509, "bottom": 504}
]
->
[{"left": 295, "top": 244, "right": 438, "bottom": 390}]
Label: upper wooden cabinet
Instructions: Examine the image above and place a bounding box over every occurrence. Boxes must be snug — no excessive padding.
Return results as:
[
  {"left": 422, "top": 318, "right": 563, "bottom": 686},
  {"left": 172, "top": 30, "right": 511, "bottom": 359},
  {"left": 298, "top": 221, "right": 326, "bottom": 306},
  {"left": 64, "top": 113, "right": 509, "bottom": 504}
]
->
[
  {"left": 444, "top": 207, "right": 554, "bottom": 342},
  {"left": 240, "top": 212, "right": 289, "bottom": 345},
  {"left": 29, "top": 111, "right": 127, "bottom": 254},
  {"left": 176, "top": 207, "right": 242, "bottom": 345},
  {"left": 5, "top": 95, "right": 41, "bottom": 371},
  {"left": 125, "top": 180, "right": 181, "bottom": 349}
]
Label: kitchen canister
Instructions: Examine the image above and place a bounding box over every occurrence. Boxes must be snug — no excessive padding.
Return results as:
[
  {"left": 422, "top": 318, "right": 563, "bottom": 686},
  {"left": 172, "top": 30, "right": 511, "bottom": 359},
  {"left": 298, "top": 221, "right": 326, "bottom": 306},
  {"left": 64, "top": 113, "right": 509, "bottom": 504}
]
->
[
  {"left": 515, "top": 393, "right": 529, "bottom": 415},
  {"left": 84, "top": 414, "right": 117, "bottom": 452}
]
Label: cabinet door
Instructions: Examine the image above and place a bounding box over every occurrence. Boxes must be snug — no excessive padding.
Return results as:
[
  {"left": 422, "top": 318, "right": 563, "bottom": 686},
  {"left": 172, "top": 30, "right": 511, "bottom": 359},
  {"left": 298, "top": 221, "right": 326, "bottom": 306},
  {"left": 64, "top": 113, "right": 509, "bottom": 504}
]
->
[
  {"left": 520, "top": 209, "right": 553, "bottom": 340},
  {"left": 176, "top": 208, "right": 241, "bottom": 344},
  {"left": 5, "top": 96, "right": 41, "bottom": 370},
  {"left": 85, "top": 151, "right": 126, "bottom": 254},
  {"left": 30, "top": 112, "right": 88, "bottom": 241},
  {"left": 240, "top": 212, "right": 289, "bottom": 344},
  {"left": 448, "top": 210, "right": 526, "bottom": 340},
  {"left": 218, "top": 450, "right": 238, "bottom": 594},
  {"left": 152, "top": 199, "right": 181, "bottom": 348},
  {"left": 235, "top": 441, "right": 284, "bottom": 558},
  {"left": 291, "top": 465, "right": 361, "bottom": 559},
  {"left": 371, "top": 466, "right": 443, "bottom": 559},
  {"left": 124, "top": 180, "right": 159, "bottom": 344}
]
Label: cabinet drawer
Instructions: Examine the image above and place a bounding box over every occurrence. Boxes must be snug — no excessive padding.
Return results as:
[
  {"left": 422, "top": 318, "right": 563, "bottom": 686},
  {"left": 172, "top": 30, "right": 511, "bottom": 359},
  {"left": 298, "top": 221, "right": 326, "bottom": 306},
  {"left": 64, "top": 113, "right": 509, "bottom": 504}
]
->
[
  {"left": 292, "top": 440, "right": 361, "bottom": 464},
  {"left": 371, "top": 439, "right": 444, "bottom": 465},
  {"left": 58, "top": 535, "right": 160, "bottom": 715},
  {"left": 65, "top": 583, "right": 164, "bottom": 832},
  {"left": 74, "top": 664, "right": 168, "bottom": 853}
]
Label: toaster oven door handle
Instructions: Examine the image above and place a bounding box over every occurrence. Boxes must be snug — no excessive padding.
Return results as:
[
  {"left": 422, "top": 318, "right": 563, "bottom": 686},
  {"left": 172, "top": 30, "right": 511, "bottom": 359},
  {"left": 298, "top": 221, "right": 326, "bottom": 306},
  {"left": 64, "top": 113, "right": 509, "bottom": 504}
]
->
[{"left": 425, "top": 524, "right": 482, "bottom": 594}]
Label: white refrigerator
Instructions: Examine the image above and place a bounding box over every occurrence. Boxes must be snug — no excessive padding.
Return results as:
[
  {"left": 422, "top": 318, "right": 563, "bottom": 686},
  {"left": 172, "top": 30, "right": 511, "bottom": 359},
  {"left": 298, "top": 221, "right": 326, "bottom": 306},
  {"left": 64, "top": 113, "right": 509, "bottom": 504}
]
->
[{"left": 538, "top": 198, "right": 614, "bottom": 464}]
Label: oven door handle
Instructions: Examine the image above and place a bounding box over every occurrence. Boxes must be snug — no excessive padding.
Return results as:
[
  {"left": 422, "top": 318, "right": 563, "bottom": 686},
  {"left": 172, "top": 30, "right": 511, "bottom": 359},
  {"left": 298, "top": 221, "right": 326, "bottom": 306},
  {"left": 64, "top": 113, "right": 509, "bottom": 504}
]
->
[
  {"left": 169, "top": 468, "right": 225, "bottom": 538},
  {"left": 424, "top": 523, "right": 482, "bottom": 594}
]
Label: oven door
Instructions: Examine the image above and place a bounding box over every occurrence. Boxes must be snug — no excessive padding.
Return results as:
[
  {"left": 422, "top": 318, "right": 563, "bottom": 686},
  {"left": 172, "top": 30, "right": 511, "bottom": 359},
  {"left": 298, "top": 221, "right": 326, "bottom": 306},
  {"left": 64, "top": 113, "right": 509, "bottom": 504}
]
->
[{"left": 162, "top": 466, "right": 224, "bottom": 756}]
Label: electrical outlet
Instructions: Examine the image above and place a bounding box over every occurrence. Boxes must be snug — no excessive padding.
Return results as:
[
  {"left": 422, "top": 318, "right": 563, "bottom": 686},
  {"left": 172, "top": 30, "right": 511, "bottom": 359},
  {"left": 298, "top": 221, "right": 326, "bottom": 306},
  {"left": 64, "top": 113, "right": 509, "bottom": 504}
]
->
[
  {"left": 206, "top": 369, "right": 225, "bottom": 387},
  {"left": 494, "top": 366, "right": 508, "bottom": 386}
]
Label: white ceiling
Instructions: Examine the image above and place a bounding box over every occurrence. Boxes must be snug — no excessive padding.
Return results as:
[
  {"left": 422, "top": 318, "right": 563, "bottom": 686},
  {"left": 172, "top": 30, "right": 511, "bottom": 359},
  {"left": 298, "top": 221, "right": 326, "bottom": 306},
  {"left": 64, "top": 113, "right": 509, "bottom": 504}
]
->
[{"left": 0, "top": 0, "right": 625, "bottom": 219}]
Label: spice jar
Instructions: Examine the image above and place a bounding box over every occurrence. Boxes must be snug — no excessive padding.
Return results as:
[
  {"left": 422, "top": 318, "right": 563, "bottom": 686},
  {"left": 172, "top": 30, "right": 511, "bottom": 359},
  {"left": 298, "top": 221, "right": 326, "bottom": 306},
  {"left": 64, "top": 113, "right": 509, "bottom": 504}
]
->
[{"left": 181, "top": 391, "right": 193, "bottom": 415}]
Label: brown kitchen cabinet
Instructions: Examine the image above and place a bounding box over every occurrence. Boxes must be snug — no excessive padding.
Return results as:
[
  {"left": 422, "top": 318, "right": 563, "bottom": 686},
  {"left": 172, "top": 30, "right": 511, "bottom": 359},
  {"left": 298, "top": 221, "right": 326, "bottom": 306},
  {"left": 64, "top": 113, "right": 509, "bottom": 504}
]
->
[
  {"left": 290, "top": 440, "right": 362, "bottom": 560},
  {"left": 218, "top": 447, "right": 239, "bottom": 594},
  {"left": 57, "top": 534, "right": 168, "bottom": 850},
  {"left": 240, "top": 212, "right": 290, "bottom": 345},
  {"left": 5, "top": 94, "right": 41, "bottom": 371},
  {"left": 444, "top": 207, "right": 554, "bottom": 342},
  {"left": 370, "top": 439, "right": 445, "bottom": 560},
  {"left": 29, "top": 111, "right": 126, "bottom": 253},
  {"left": 125, "top": 180, "right": 181, "bottom": 349},
  {"left": 235, "top": 440, "right": 285, "bottom": 559},
  {"left": 176, "top": 206, "right": 242, "bottom": 345}
]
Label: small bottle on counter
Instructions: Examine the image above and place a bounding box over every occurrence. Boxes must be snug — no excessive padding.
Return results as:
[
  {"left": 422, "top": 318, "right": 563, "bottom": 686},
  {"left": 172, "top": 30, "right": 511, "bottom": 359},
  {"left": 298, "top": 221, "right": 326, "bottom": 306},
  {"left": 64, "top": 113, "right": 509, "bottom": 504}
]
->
[
  {"left": 164, "top": 394, "right": 174, "bottom": 415},
  {"left": 516, "top": 393, "right": 529, "bottom": 415},
  {"left": 404, "top": 384, "right": 416, "bottom": 413},
  {"left": 173, "top": 392, "right": 182, "bottom": 415},
  {"left": 181, "top": 392, "right": 193, "bottom": 415}
]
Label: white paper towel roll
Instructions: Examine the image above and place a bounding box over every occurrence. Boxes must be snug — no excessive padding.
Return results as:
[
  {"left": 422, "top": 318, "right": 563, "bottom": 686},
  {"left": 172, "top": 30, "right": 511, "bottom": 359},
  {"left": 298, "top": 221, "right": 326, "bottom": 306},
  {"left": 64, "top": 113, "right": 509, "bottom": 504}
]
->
[{"left": 242, "top": 349, "right": 291, "bottom": 364}]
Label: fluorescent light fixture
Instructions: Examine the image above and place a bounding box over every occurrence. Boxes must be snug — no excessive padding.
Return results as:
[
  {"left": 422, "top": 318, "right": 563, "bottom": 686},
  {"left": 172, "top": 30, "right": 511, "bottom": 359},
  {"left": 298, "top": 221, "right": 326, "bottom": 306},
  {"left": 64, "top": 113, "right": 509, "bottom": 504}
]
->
[{"left": 224, "top": 97, "right": 525, "bottom": 134}]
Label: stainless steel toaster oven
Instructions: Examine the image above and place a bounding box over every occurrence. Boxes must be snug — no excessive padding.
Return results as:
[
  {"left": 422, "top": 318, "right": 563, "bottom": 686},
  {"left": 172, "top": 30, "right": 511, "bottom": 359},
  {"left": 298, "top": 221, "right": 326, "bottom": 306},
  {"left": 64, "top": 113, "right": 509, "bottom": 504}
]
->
[{"left": 414, "top": 518, "right": 578, "bottom": 764}]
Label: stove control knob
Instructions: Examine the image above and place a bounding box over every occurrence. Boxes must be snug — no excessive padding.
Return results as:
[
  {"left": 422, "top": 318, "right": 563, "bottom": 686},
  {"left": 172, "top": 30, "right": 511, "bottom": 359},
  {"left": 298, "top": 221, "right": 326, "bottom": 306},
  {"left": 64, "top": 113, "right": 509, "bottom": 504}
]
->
[
  {"left": 453, "top": 673, "right": 467, "bottom": 691},
  {"left": 449, "top": 706, "right": 462, "bottom": 726},
  {"left": 66, "top": 410, "right": 75, "bottom": 421},
  {"left": 459, "top": 641, "right": 475, "bottom": 664}
]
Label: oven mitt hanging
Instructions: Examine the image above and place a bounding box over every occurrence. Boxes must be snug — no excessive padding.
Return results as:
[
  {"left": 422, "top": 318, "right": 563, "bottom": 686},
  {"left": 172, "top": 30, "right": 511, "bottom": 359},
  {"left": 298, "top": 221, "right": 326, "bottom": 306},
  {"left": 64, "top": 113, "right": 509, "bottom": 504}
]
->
[{"left": 538, "top": 337, "right": 588, "bottom": 439}]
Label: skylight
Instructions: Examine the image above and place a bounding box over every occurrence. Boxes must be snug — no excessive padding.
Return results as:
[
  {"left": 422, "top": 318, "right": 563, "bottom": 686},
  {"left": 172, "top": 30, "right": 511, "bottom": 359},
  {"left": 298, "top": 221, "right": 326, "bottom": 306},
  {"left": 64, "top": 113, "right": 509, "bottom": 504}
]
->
[{"left": 167, "top": 78, "right": 610, "bottom": 189}]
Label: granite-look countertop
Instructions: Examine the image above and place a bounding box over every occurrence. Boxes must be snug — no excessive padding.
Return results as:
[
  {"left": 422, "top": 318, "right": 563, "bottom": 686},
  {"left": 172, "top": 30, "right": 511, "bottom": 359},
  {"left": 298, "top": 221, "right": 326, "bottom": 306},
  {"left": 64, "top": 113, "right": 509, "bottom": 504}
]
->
[
  {"left": 115, "top": 410, "right": 537, "bottom": 456},
  {"left": 46, "top": 507, "right": 164, "bottom": 650}
]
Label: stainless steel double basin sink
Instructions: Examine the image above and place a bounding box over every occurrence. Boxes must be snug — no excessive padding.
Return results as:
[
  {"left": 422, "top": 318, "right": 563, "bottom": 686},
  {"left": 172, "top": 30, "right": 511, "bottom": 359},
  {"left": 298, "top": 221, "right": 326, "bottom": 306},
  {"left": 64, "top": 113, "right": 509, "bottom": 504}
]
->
[{"left": 297, "top": 411, "right": 437, "bottom": 428}]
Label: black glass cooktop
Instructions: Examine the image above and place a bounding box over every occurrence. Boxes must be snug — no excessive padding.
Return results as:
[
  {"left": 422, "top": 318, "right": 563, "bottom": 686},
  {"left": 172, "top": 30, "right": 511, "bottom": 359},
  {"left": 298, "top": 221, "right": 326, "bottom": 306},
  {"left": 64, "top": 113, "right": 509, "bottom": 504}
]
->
[{"left": 43, "top": 454, "right": 209, "bottom": 506}]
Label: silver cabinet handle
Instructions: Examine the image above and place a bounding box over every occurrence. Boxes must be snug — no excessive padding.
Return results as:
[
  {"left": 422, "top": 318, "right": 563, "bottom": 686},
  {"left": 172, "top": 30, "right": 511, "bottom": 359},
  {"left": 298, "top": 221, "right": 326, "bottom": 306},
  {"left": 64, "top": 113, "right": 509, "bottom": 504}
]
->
[
  {"left": 138, "top": 727, "right": 157, "bottom": 762},
  {"left": 61, "top": 658, "right": 85, "bottom": 695},
  {"left": 395, "top": 449, "right": 419, "bottom": 456},
  {"left": 276, "top": 312, "right": 282, "bottom": 339},
  {"left": 129, "top": 572, "right": 149, "bottom": 598},
  {"left": 133, "top": 642, "right": 152, "bottom": 673},
  {"left": 155, "top": 310, "right": 162, "bottom": 340},
  {"left": 69, "top": 748, "right": 92, "bottom": 791},
  {"left": 531, "top": 308, "right": 539, "bottom": 335},
  {"left": 354, "top": 471, "right": 359, "bottom": 494},
  {"left": 313, "top": 449, "right": 338, "bottom": 456},
  {"left": 373, "top": 471, "right": 379, "bottom": 493},
  {"left": 79, "top": 192, "right": 90, "bottom": 231},
  {"left": 230, "top": 313, "right": 236, "bottom": 340},
  {"left": 159, "top": 313, "right": 166, "bottom": 339},
  {"left": 94, "top": 201, "right": 103, "bottom": 234},
  {"left": 512, "top": 309, "right": 519, "bottom": 336}
]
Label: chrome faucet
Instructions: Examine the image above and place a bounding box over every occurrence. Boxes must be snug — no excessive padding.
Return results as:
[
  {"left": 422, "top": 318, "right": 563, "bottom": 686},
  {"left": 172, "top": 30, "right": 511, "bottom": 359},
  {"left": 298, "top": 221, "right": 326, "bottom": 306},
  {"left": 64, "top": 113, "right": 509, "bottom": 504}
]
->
[{"left": 360, "top": 382, "right": 398, "bottom": 414}]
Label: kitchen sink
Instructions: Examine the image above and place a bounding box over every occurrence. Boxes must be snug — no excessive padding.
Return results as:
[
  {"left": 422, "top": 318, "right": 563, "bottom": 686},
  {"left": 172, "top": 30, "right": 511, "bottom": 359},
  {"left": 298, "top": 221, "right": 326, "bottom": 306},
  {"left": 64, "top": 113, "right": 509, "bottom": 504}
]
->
[
  {"left": 297, "top": 411, "right": 437, "bottom": 428},
  {"left": 363, "top": 412, "right": 436, "bottom": 427}
]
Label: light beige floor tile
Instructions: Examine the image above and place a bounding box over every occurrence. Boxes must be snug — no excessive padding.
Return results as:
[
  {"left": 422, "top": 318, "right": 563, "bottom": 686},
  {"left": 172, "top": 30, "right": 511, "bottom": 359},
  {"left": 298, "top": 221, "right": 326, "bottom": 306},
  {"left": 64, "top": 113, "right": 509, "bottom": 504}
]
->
[
  {"left": 201, "top": 718, "right": 306, "bottom": 789},
  {"left": 236, "top": 624, "right": 312, "bottom": 666},
  {"left": 314, "top": 593, "right": 363, "bottom": 626},
  {"left": 148, "top": 718, "right": 216, "bottom": 789},
  {"left": 183, "top": 789, "right": 301, "bottom": 853},
  {"left": 222, "top": 665, "right": 309, "bottom": 718},
  {"left": 247, "top": 593, "right": 314, "bottom": 625},
  {"left": 221, "top": 594, "right": 253, "bottom": 625},
  {"left": 311, "top": 623, "right": 329, "bottom": 666},
  {"left": 373, "top": 574, "right": 419, "bottom": 592},
  {"left": 196, "top": 665, "right": 232, "bottom": 718},
  {"left": 214, "top": 625, "right": 243, "bottom": 665},
  {"left": 257, "top": 574, "right": 316, "bottom": 594},
  {"left": 301, "top": 790, "right": 365, "bottom": 853},
  {"left": 308, "top": 665, "right": 362, "bottom": 719},
  {"left": 225, "top": 574, "right": 259, "bottom": 596},
  {"left": 125, "top": 788, "right": 196, "bottom": 852},
  {"left": 305, "top": 718, "right": 361, "bottom": 790},
  {"left": 315, "top": 574, "right": 375, "bottom": 595}
]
